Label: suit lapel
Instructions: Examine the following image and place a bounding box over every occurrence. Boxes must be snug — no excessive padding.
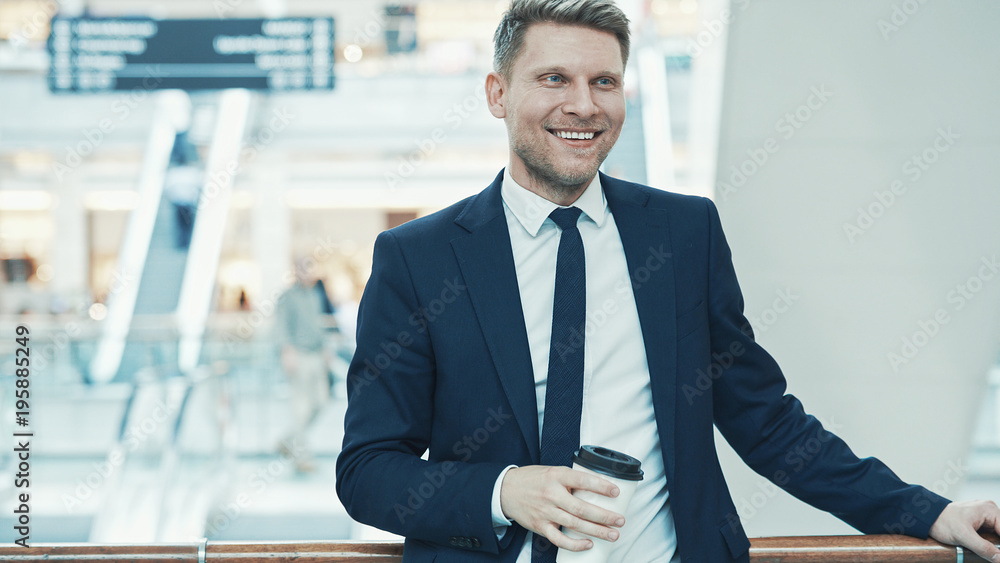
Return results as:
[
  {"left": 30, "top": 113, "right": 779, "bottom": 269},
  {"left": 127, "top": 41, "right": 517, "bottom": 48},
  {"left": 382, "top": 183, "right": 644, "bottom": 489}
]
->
[
  {"left": 603, "top": 173, "right": 678, "bottom": 483},
  {"left": 451, "top": 171, "right": 540, "bottom": 462},
  {"left": 448, "top": 171, "right": 680, "bottom": 471}
]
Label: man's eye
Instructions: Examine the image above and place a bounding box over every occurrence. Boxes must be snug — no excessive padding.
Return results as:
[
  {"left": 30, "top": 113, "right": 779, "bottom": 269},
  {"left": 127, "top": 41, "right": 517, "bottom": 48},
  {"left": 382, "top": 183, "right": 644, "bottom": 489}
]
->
[
  {"left": 597, "top": 78, "right": 614, "bottom": 86},
  {"left": 545, "top": 75, "right": 563, "bottom": 83}
]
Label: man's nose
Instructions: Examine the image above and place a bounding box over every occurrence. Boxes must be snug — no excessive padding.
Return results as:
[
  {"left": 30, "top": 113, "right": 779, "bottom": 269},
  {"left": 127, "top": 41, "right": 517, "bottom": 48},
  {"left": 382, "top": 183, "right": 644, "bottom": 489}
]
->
[{"left": 562, "top": 83, "right": 598, "bottom": 118}]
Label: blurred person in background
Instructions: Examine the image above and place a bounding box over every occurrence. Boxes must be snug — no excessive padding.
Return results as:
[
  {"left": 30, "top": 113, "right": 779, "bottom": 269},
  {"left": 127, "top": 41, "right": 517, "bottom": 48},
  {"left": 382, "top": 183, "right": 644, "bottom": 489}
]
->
[
  {"left": 163, "top": 129, "right": 203, "bottom": 249},
  {"left": 314, "top": 277, "right": 337, "bottom": 317},
  {"left": 275, "top": 257, "right": 332, "bottom": 472}
]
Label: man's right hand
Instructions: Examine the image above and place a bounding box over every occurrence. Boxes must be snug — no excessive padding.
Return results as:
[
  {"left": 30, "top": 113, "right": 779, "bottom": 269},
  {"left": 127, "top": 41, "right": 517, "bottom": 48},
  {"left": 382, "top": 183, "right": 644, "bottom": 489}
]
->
[{"left": 499, "top": 465, "right": 625, "bottom": 552}]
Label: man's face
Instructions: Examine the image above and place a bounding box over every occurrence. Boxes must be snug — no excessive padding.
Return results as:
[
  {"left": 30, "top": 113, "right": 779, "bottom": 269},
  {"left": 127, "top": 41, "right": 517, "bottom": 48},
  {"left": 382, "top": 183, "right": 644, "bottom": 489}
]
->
[{"left": 488, "top": 22, "right": 626, "bottom": 200}]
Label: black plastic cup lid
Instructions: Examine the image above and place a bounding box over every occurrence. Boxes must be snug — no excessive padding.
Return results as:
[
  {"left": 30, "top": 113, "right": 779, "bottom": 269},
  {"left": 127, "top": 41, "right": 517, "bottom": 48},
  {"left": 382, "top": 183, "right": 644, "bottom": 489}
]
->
[{"left": 572, "top": 445, "right": 643, "bottom": 481}]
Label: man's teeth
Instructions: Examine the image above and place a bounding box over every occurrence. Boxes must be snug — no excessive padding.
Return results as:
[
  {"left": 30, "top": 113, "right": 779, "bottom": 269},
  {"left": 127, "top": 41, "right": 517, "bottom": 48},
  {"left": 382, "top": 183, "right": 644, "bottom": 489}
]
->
[{"left": 554, "top": 130, "right": 595, "bottom": 140}]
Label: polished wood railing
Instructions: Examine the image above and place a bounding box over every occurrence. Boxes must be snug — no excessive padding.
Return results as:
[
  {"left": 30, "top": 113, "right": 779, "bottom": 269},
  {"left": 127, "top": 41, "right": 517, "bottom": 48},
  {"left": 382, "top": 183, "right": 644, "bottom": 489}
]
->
[
  {"left": 0, "top": 535, "right": 994, "bottom": 562},
  {"left": 750, "top": 534, "right": 994, "bottom": 562}
]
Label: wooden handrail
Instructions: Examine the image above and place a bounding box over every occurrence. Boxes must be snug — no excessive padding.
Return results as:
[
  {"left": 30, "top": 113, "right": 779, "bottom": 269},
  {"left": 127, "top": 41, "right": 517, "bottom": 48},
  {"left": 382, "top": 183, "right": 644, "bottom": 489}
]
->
[
  {"left": 0, "top": 535, "right": 994, "bottom": 562},
  {"left": 750, "top": 534, "right": 994, "bottom": 562}
]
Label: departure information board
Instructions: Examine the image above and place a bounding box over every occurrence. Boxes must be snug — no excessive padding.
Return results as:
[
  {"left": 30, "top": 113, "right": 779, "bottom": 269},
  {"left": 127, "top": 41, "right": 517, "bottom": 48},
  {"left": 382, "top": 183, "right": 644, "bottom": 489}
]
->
[{"left": 47, "top": 17, "right": 335, "bottom": 92}]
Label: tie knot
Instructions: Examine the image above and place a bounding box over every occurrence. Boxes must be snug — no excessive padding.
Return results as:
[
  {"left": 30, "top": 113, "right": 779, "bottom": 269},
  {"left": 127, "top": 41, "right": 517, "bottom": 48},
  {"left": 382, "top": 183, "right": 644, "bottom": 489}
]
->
[{"left": 549, "top": 207, "right": 582, "bottom": 231}]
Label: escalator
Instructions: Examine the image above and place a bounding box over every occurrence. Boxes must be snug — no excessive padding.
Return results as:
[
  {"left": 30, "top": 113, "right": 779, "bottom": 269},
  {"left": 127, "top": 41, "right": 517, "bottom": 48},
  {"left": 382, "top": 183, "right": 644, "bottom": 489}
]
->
[
  {"left": 89, "top": 89, "right": 251, "bottom": 383},
  {"left": 85, "top": 89, "right": 253, "bottom": 540},
  {"left": 113, "top": 165, "right": 197, "bottom": 381}
]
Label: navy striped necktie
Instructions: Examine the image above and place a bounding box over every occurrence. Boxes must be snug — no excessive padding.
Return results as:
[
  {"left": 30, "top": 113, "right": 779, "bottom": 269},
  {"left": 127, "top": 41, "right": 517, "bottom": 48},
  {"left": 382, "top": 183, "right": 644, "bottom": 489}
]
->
[{"left": 533, "top": 206, "right": 585, "bottom": 563}]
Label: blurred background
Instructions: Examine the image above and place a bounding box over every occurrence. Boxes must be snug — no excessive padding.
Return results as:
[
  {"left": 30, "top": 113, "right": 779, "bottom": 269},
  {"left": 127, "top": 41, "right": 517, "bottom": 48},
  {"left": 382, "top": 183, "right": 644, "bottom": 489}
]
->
[{"left": 0, "top": 0, "right": 999, "bottom": 545}]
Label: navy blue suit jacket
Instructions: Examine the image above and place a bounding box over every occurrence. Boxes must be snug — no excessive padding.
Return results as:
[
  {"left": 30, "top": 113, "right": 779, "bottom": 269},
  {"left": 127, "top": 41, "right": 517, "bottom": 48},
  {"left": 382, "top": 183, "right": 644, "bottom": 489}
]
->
[{"left": 336, "top": 171, "right": 949, "bottom": 562}]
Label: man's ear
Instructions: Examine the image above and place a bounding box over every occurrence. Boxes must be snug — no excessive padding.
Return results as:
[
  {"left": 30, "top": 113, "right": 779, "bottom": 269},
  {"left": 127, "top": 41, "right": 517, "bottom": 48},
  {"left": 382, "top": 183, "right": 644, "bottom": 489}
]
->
[{"left": 485, "top": 71, "right": 507, "bottom": 119}]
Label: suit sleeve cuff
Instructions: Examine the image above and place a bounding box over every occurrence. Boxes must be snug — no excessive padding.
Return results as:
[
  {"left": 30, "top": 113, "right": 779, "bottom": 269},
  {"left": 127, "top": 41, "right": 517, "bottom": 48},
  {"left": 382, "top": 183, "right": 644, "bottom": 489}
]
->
[{"left": 492, "top": 465, "right": 518, "bottom": 537}]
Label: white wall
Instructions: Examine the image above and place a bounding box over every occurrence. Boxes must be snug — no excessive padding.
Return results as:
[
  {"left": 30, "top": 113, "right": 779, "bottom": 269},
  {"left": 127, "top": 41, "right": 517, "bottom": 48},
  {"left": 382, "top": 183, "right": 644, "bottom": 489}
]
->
[{"left": 713, "top": 0, "right": 1000, "bottom": 537}]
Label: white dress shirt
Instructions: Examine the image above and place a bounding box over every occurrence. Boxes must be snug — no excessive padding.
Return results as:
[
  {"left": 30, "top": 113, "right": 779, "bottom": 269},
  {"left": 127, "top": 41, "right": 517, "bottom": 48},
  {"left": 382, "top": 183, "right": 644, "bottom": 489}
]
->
[{"left": 490, "top": 169, "right": 680, "bottom": 563}]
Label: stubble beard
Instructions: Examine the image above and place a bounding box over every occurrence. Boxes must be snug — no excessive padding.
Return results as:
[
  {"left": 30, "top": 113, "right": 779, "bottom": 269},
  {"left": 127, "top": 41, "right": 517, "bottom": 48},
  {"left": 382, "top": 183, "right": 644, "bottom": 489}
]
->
[{"left": 511, "top": 126, "right": 615, "bottom": 201}]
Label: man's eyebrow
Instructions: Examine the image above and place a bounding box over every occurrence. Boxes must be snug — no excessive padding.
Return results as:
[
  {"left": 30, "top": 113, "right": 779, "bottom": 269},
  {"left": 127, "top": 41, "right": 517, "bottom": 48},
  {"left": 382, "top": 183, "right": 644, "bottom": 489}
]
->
[{"left": 528, "top": 66, "right": 624, "bottom": 80}]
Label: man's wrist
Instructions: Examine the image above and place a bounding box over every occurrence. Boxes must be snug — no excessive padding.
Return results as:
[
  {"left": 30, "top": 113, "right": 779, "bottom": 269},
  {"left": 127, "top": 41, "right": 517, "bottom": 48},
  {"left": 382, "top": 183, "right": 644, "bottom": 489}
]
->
[{"left": 492, "top": 464, "right": 518, "bottom": 530}]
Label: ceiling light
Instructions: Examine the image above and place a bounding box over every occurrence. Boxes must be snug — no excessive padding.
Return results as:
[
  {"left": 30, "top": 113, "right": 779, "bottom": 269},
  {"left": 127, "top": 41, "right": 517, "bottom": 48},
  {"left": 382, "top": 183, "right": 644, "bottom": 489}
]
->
[{"left": 344, "top": 44, "right": 363, "bottom": 63}]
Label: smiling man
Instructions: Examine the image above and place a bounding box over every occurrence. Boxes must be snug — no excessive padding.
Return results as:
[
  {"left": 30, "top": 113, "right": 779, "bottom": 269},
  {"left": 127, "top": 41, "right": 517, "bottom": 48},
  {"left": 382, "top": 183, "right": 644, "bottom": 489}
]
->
[
  {"left": 495, "top": 20, "right": 625, "bottom": 205},
  {"left": 335, "top": 1, "right": 1000, "bottom": 562}
]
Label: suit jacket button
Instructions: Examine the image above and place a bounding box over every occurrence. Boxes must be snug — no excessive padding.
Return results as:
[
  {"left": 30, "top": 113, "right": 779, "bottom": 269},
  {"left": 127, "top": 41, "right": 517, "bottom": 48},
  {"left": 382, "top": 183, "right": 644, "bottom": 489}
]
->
[
  {"left": 449, "top": 536, "right": 461, "bottom": 547},
  {"left": 470, "top": 537, "right": 481, "bottom": 548}
]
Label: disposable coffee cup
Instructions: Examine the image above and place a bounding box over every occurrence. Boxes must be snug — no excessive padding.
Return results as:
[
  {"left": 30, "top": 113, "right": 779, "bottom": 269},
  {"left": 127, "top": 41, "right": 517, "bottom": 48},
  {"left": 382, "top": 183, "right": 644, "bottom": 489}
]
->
[{"left": 557, "top": 445, "right": 643, "bottom": 563}]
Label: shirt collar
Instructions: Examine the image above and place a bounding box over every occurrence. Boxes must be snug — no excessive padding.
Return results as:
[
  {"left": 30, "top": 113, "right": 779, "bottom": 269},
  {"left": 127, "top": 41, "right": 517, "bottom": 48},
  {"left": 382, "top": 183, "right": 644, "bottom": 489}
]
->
[{"left": 501, "top": 167, "right": 608, "bottom": 237}]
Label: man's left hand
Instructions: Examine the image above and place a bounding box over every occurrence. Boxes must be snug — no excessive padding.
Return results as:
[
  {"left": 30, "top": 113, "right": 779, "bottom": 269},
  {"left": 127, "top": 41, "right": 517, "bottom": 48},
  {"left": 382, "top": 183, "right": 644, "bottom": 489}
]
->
[{"left": 929, "top": 500, "right": 1000, "bottom": 562}]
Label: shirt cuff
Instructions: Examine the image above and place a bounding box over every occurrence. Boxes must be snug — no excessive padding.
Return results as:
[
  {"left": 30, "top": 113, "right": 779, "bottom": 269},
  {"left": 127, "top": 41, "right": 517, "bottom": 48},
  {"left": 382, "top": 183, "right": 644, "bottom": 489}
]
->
[{"left": 492, "top": 465, "right": 518, "bottom": 537}]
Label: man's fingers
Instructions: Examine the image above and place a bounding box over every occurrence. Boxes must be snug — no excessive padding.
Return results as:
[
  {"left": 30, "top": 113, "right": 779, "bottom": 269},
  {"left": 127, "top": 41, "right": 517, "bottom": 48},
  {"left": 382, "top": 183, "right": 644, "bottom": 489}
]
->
[
  {"left": 929, "top": 500, "right": 1000, "bottom": 563},
  {"left": 959, "top": 531, "right": 1000, "bottom": 563},
  {"left": 553, "top": 509, "right": 620, "bottom": 542},
  {"left": 537, "top": 523, "right": 593, "bottom": 552},
  {"left": 563, "top": 493, "right": 624, "bottom": 528},
  {"left": 969, "top": 500, "right": 1000, "bottom": 562},
  {"left": 985, "top": 500, "right": 1000, "bottom": 533},
  {"left": 561, "top": 469, "right": 620, "bottom": 498}
]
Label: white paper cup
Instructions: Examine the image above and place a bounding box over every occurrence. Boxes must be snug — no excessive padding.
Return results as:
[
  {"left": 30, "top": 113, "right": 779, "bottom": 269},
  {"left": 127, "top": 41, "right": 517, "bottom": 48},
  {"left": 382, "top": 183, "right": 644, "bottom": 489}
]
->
[{"left": 557, "top": 446, "right": 643, "bottom": 563}]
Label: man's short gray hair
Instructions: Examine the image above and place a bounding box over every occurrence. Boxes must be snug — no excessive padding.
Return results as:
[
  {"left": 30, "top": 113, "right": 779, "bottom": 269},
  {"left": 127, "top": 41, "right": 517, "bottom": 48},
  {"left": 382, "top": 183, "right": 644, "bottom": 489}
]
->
[{"left": 493, "top": 0, "right": 631, "bottom": 79}]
